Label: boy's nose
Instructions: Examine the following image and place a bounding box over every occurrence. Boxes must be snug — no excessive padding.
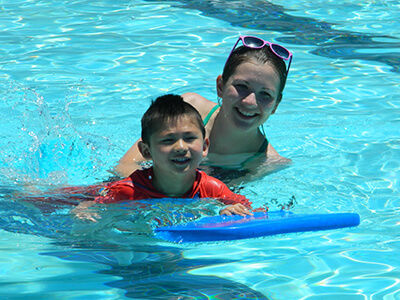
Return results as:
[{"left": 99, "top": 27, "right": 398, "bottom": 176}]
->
[{"left": 174, "top": 139, "right": 187, "bottom": 152}]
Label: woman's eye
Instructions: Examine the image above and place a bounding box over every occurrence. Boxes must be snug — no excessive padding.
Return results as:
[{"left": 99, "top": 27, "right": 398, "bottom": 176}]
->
[{"left": 260, "top": 92, "right": 273, "bottom": 102}]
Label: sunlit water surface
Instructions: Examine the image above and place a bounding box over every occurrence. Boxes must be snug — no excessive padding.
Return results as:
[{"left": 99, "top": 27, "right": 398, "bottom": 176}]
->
[{"left": 1, "top": 0, "right": 399, "bottom": 299}]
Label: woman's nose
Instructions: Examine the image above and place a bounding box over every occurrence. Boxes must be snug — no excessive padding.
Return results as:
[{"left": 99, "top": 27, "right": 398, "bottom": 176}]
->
[{"left": 242, "top": 92, "right": 257, "bottom": 106}]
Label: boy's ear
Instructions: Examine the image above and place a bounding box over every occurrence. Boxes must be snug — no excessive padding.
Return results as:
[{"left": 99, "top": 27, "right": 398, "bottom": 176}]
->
[
  {"left": 202, "top": 138, "right": 210, "bottom": 157},
  {"left": 138, "top": 141, "right": 152, "bottom": 159},
  {"left": 216, "top": 75, "right": 224, "bottom": 98}
]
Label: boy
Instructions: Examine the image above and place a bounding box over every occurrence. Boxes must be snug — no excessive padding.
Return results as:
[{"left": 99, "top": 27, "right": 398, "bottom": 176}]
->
[{"left": 73, "top": 94, "right": 253, "bottom": 221}]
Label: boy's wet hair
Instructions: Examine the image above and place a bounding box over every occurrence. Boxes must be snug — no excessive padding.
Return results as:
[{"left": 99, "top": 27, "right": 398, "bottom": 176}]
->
[
  {"left": 141, "top": 94, "right": 205, "bottom": 144},
  {"left": 222, "top": 45, "right": 288, "bottom": 98}
]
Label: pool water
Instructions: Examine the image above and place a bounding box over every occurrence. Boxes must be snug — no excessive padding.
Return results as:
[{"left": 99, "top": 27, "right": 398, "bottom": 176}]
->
[{"left": 1, "top": 0, "right": 399, "bottom": 299}]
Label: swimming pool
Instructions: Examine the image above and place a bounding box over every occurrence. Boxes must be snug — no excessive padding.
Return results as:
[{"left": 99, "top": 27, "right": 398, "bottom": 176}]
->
[{"left": 1, "top": 0, "right": 399, "bottom": 299}]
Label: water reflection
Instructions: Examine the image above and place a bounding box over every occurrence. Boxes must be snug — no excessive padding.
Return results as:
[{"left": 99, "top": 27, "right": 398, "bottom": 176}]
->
[
  {"left": 153, "top": 0, "right": 400, "bottom": 73},
  {"left": 0, "top": 196, "right": 269, "bottom": 299}
]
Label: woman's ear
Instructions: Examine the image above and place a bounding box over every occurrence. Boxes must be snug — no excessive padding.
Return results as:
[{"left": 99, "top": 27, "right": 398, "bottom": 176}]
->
[
  {"left": 138, "top": 141, "right": 152, "bottom": 159},
  {"left": 216, "top": 75, "right": 224, "bottom": 98},
  {"left": 272, "top": 93, "right": 283, "bottom": 114}
]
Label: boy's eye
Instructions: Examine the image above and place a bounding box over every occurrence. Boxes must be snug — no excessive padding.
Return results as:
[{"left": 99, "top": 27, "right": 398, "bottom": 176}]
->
[
  {"left": 160, "top": 138, "right": 175, "bottom": 144},
  {"left": 184, "top": 136, "right": 198, "bottom": 142},
  {"left": 235, "top": 83, "right": 249, "bottom": 93}
]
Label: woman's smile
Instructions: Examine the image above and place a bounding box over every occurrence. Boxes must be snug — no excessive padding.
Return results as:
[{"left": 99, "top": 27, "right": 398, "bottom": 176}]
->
[{"left": 235, "top": 107, "right": 259, "bottom": 119}]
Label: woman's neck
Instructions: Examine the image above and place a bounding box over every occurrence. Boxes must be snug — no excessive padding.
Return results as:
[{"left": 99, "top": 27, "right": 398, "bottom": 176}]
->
[{"left": 209, "top": 110, "right": 263, "bottom": 154}]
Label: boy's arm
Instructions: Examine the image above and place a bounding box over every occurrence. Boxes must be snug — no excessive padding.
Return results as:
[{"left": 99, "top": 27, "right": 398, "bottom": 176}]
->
[
  {"left": 70, "top": 180, "right": 128, "bottom": 222},
  {"left": 216, "top": 185, "right": 267, "bottom": 216},
  {"left": 214, "top": 182, "right": 252, "bottom": 208},
  {"left": 202, "top": 173, "right": 253, "bottom": 216},
  {"left": 71, "top": 200, "right": 100, "bottom": 222},
  {"left": 220, "top": 203, "right": 252, "bottom": 216},
  {"left": 217, "top": 187, "right": 253, "bottom": 216}
]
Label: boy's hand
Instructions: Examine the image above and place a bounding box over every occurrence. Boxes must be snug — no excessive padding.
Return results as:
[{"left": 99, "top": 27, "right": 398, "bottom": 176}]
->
[
  {"left": 220, "top": 203, "right": 253, "bottom": 217},
  {"left": 71, "top": 201, "right": 100, "bottom": 222}
]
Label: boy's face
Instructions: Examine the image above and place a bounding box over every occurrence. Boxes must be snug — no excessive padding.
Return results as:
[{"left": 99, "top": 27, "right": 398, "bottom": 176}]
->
[{"left": 139, "top": 115, "right": 209, "bottom": 176}]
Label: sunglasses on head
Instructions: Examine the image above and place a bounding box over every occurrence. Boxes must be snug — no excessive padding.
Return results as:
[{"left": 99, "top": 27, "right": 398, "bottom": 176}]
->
[{"left": 226, "top": 35, "right": 293, "bottom": 76}]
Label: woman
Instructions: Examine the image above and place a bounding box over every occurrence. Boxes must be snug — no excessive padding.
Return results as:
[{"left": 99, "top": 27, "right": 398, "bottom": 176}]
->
[{"left": 114, "top": 35, "right": 293, "bottom": 183}]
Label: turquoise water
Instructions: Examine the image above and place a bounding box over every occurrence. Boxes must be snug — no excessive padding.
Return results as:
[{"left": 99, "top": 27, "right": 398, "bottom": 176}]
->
[{"left": 1, "top": 0, "right": 400, "bottom": 299}]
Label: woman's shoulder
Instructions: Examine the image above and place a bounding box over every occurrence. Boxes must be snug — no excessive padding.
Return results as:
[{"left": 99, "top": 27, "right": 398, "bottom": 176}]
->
[
  {"left": 182, "top": 92, "right": 217, "bottom": 118},
  {"left": 266, "top": 143, "right": 292, "bottom": 164}
]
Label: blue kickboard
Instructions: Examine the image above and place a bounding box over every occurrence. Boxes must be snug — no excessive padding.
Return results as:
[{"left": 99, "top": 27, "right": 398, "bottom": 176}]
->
[{"left": 155, "top": 210, "right": 360, "bottom": 243}]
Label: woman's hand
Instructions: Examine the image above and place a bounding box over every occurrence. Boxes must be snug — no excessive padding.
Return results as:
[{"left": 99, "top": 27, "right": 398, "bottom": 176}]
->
[{"left": 220, "top": 203, "right": 253, "bottom": 217}]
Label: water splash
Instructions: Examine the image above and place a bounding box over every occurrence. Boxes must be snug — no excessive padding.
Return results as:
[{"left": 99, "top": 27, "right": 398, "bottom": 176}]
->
[{"left": 0, "top": 81, "right": 112, "bottom": 187}]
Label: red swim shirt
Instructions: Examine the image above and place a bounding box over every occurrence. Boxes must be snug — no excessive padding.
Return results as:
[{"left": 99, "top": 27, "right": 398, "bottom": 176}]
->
[{"left": 95, "top": 168, "right": 251, "bottom": 207}]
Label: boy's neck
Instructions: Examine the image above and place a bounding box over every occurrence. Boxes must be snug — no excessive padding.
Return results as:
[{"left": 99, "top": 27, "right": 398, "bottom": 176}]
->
[{"left": 151, "top": 168, "right": 197, "bottom": 198}]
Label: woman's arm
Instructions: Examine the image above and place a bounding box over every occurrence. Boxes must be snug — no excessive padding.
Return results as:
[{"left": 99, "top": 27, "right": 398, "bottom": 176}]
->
[
  {"left": 112, "top": 140, "right": 147, "bottom": 177},
  {"left": 264, "top": 143, "right": 292, "bottom": 165},
  {"left": 182, "top": 92, "right": 216, "bottom": 119}
]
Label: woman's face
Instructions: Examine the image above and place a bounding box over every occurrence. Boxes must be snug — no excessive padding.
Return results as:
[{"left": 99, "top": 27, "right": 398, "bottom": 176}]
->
[{"left": 218, "top": 59, "right": 282, "bottom": 132}]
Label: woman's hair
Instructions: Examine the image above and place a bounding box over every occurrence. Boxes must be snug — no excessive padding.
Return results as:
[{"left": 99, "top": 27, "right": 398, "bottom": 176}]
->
[
  {"left": 222, "top": 45, "right": 288, "bottom": 96},
  {"left": 141, "top": 94, "right": 205, "bottom": 144}
]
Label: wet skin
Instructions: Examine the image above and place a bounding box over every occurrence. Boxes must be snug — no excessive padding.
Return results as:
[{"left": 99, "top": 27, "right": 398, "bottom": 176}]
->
[
  {"left": 217, "top": 60, "right": 281, "bottom": 133},
  {"left": 139, "top": 116, "right": 209, "bottom": 197}
]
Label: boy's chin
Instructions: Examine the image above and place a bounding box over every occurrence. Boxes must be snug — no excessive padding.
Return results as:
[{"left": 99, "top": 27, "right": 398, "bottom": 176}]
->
[
  {"left": 169, "top": 163, "right": 197, "bottom": 174},
  {"left": 172, "top": 166, "right": 196, "bottom": 174}
]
